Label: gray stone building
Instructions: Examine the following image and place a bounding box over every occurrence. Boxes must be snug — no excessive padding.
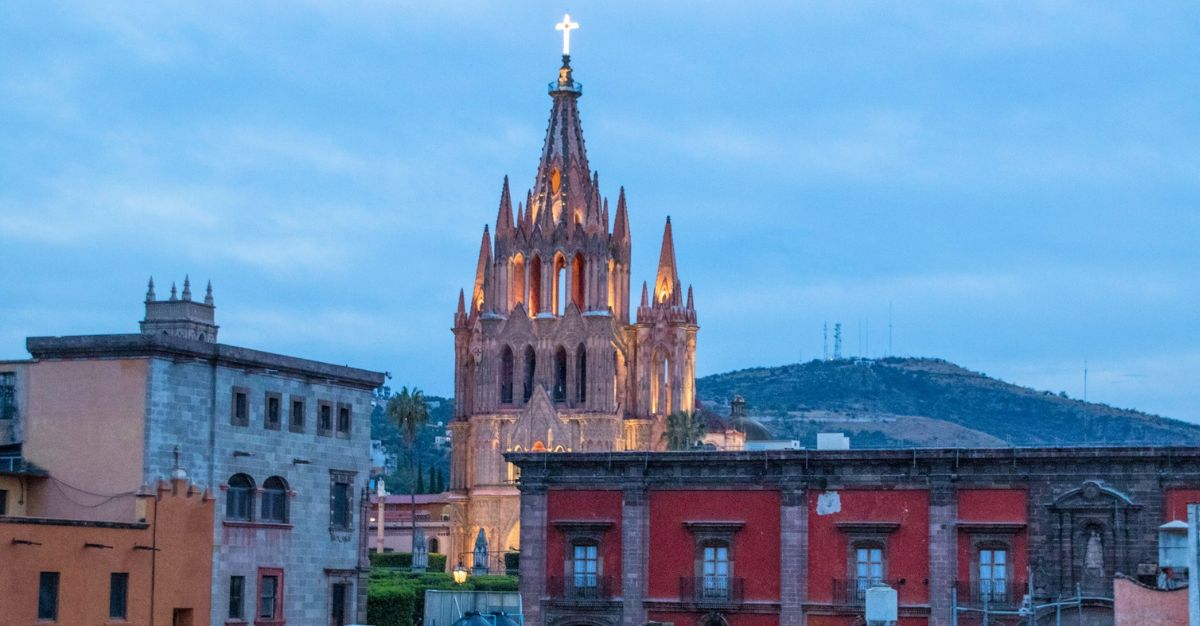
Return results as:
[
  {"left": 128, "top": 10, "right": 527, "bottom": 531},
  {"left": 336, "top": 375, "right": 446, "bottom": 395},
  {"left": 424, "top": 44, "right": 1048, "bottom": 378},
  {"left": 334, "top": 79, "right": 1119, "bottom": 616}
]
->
[{"left": 2, "top": 278, "right": 384, "bottom": 626}]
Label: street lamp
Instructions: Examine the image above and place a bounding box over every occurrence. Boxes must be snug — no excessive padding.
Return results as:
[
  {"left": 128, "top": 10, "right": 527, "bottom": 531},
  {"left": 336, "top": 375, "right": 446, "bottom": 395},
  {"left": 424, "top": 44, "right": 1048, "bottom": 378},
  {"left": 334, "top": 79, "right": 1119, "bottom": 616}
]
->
[{"left": 452, "top": 561, "right": 469, "bottom": 585}]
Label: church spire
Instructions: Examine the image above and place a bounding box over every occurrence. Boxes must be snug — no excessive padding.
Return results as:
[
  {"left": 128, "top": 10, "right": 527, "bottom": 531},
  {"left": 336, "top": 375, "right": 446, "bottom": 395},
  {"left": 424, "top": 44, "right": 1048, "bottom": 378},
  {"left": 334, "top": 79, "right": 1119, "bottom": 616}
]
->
[
  {"left": 530, "top": 29, "right": 593, "bottom": 230},
  {"left": 473, "top": 226, "right": 492, "bottom": 311},
  {"left": 495, "top": 176, "right": 514, "bottom": 235},
  {"left": 654, "top": 217, "right": 679, "bottom": 304}
]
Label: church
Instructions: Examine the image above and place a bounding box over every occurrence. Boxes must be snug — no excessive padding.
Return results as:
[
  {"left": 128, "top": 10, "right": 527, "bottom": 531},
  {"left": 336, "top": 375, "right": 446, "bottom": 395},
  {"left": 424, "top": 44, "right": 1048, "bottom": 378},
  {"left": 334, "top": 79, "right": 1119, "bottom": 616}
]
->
[{"left": 446, "top": 20, "right": 703, "bottom": 568}]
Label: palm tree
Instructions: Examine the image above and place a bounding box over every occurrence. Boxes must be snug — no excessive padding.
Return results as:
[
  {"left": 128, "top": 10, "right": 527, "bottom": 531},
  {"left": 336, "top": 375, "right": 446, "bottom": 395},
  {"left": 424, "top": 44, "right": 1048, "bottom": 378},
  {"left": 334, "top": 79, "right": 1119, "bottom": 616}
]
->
[
  {"left": 387, "top": 386, "right": 429, "bottom": 565},
  {"left": 663, "top": 411, "right": 706, "bottom": 450}
]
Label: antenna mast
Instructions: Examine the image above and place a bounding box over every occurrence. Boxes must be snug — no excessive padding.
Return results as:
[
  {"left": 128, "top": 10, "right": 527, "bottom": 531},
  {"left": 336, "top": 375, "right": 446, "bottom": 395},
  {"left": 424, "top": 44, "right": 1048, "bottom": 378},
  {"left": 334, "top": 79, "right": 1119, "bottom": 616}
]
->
[{"left": 833, "top": 322, "right": 842, "bottom": 360}]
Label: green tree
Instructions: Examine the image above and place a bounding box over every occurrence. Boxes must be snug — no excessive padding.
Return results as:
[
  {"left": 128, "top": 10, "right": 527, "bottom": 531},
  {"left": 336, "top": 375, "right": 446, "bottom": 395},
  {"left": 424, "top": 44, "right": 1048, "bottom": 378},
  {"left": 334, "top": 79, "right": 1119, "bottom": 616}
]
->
[
  {"left": 662, "top": 411, "right": 706, "bottom": 450},
  {"left": 387, "top": 386, "right": 429, "bottom": 561},
  {"left": 416, "top": 460, "right": 425, "bottom": 493}
]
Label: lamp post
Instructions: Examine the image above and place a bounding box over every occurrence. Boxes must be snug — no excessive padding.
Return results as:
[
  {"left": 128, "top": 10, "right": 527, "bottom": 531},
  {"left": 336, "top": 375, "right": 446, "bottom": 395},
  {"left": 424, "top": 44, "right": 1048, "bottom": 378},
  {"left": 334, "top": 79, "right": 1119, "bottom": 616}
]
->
[
  {"left": 375, "top": 476, "right": 386, "bottom": 554},
  {"left": 452, "top": 561, "right": 469, "bottom": 585}
]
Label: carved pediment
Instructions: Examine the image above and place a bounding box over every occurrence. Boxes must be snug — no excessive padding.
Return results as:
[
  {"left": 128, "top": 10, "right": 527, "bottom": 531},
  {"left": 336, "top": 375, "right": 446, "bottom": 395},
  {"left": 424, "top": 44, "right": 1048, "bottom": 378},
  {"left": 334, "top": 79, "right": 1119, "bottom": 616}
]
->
[
  {"left": 554, "top": 304, "right": 585, "bottom": 339},
  {"left": 500, "top": 304, "right": 534, "bottom": 341},
  {"left": 1051, "top": 480, "right": 1137, "bottom": 510},
  {"left": 510, "top": 386, "right": 572, "bottom": 451}
]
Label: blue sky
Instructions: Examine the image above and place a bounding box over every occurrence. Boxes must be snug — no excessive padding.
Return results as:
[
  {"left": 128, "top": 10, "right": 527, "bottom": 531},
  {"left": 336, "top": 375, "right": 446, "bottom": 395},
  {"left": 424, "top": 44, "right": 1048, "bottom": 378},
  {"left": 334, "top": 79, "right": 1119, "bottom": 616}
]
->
[{"left": 1, "top": 2, "right": 1197, "bottom": 420}]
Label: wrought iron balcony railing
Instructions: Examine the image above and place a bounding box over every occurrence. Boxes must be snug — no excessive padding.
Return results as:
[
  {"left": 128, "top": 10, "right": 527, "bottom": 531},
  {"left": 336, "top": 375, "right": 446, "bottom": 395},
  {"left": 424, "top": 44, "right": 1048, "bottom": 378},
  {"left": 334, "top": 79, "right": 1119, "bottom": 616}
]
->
[
  {"left": 954, "top": 580, "right": 1026, "bottom": 608},
  {"left": 548, "top": 575, "right": 614, "bottom": 601},
  {"left": 680, "top": 576, "right": 745, "bottom": 606},
  {"left": 831, "top": 578, "right": 907, "bottom": 605}
]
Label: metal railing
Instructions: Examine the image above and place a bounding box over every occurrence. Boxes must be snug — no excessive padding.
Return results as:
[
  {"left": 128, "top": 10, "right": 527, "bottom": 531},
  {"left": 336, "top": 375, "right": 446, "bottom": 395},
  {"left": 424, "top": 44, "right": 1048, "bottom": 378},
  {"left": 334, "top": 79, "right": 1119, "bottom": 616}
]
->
[
  {"left": 680, "top": 576, "right": 744, "bottom": 605},
  {"left": 548, "top": 575, "right": 614, "bottom": 601},
  {"left": 831, "top": 578, "right": 906, "bottom": 605},
  {"left": 954, "top": 580, "right": 1025, "bottom": 608}
]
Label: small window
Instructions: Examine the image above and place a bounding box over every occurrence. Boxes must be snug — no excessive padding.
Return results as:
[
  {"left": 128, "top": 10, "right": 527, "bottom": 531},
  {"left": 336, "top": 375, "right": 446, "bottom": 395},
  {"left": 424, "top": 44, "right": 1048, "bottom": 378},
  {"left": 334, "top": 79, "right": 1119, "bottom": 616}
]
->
[
  {"left": 290, "top": 398, "right": 305, "bottom": 433},
  {"left": 318, "top": 402, "right": 333, "bottom": 436},
  {"left": 261, "top": 476, "right": 289, "bottom": 523},
  {"left": 855, "top": 544, "right": 884, "bottom": 597},
  {"left": 979, "top": 548, "right": 1008, "bottom": 602},
  {"left": 573, "top": 543, "right": 599, "bottom": 589},
  {"left": 0, "top": 372, "right": 15, "bottom": 420},
  {"left": 109, "top": 572, "right": 129, "bottom": 620},
  {"left": 336, "top": 404, "right": 351, "bottom": 437},
  {"left": 258, "top": 570, "right": 282, "bottom": 620},
  {"left": 702, "top": 543, "right": 730, "bottom": 598},
  {"left": 265, "top": 393, "right": 281, "bottom": 430},
  {"left": 232, "top": 388, "right": 249, "bottom": 426},
  {"left": 226, "top": 473, "right": 255, "bottom": 521},
  {"left": 331, "top": 478, "right": 352, "bottom": 530},
  {"left": 38, "top": 572, "right": 59, "bottom": 621},
  {"left": 229, "top": 576, "right": 245, "bottom": 620},
  {"left": 0, "top": 488, "right": 7, "bottom": 515}
]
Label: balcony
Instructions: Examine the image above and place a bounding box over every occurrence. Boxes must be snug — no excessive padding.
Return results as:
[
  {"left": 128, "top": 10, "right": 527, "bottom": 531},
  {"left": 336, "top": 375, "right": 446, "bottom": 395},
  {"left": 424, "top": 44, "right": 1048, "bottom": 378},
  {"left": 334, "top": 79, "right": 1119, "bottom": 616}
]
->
[
  {"left": 954, "top": 580, "right": 1026, "bottom": 609},
  {"left": 548, "top": 574, "right": 615, "bottom": 602},
  {"left": 831, "top": 578, "right": 908, "bottom": 605},
  {"left": 680, "top": 576, "right": 745, "bottom": 606}
]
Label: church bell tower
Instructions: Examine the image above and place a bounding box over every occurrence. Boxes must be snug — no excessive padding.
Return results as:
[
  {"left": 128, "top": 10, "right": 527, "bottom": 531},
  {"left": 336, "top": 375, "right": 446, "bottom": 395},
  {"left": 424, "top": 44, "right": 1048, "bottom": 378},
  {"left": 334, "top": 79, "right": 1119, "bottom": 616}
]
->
[{"left": 447, "top": 15, "right": 699, "bottom": 564}]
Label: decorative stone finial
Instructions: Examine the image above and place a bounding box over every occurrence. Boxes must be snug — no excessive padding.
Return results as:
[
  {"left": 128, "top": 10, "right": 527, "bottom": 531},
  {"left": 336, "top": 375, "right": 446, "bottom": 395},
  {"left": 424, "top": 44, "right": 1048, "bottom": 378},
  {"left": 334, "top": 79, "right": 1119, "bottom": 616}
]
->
[
  {"left": 146, "top": 277, "right": 156, "bottom": 302},
  {"left": 170, "top": 445, "right": 188, "bottom": 481},
  {"left": 169, "top": 282, "right": 178, "bottom": 301},
  {"left": 181, "top": 275, "right": 192, "bottom": 301},
  {"left": 204, "top": 281, "right": 214, "bottom": 306}
]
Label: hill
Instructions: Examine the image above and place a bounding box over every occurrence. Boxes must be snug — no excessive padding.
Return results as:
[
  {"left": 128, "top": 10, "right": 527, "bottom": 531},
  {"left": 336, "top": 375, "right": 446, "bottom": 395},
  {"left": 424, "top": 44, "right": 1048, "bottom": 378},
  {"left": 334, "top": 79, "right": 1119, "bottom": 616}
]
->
[{"left": 696, "top": 357, "right": 1200, "bottom": 448}]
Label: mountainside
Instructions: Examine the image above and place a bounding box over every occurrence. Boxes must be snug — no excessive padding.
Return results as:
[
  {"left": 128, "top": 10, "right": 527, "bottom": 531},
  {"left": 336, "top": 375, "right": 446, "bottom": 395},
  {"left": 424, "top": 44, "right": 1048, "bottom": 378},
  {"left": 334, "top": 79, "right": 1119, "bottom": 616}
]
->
[{"left": 696, "top": 357, "right": 1200, "bottom": 448}]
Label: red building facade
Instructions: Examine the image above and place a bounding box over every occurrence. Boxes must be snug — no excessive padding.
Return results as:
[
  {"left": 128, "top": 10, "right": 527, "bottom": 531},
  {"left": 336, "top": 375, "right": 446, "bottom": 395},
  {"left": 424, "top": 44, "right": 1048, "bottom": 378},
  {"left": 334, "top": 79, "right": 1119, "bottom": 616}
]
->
[{"left": 512, "top": 447, "right": 1200, "bottom": 626}]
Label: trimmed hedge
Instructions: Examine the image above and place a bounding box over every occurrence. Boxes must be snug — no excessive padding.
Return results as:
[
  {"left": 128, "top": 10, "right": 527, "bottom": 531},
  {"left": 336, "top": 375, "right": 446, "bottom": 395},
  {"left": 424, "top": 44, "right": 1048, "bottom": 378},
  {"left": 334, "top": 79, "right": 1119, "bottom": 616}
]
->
[
  {"left": 367, "top": 583, "right": 416, "bottom": 626},
  {"left": 369, "top": 551, "right": 449, "bottom": 572},
  {"left": 368, "top": 570, "right": 519, "bottom": 626}
]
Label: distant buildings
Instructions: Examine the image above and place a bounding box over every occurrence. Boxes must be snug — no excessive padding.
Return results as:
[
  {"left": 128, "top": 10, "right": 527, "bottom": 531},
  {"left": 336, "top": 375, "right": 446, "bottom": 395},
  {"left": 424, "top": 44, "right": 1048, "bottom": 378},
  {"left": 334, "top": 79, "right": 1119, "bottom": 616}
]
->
[
  {"left": 367, "top": 492, "right": 454, "bottom": 556},
  {"left": 0, "top": 278, "right": 384, "bottom": 625},
  {"left": 511, "top": 446, "right": 1200, "bottom": 626}
]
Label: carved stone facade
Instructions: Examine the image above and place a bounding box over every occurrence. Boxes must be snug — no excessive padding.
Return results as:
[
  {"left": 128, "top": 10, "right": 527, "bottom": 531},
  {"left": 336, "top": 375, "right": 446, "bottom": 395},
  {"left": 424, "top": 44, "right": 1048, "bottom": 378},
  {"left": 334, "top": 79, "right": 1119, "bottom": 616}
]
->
[
  {"left": 511, "top": 446, "right": 1200, "bottom": 626},
  {"left": 448, "top": 53, "right": 701, "bottom": 566}
]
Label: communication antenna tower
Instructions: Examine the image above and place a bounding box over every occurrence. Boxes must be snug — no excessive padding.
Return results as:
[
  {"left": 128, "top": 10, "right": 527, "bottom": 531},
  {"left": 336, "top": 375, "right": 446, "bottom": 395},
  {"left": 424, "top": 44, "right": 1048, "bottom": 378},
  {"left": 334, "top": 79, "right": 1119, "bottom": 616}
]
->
[
  {"left": 888, "top": 302, "right": 893, "bottom": 357},
  {"left": 823, "top": 322, "right": 829, "bottom": 360},
  {"left": 833, "top": 323, "right": 843, "bottom": 360}
]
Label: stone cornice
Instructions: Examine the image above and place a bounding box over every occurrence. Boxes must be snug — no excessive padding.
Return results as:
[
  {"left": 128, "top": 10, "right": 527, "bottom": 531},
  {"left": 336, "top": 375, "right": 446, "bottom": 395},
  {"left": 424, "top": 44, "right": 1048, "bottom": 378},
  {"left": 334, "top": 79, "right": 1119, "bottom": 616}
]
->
[{"left": 26, "top": 333, "right": 384, "bottom": 389}]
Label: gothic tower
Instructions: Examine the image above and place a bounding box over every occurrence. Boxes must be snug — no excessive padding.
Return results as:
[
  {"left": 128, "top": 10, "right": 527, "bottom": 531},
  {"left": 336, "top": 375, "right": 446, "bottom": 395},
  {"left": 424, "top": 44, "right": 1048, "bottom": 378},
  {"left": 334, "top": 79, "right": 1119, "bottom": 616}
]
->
[{"left": 448, "top": 46, "right": 699, "bottom": 567}]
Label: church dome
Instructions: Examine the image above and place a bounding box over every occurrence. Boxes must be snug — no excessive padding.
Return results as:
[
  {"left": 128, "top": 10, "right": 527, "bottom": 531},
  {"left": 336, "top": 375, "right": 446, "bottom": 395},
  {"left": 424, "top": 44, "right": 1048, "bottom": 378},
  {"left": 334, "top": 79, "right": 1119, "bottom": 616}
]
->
[{"left": 731, "top": 417, "right": 774, "bottom": 442}]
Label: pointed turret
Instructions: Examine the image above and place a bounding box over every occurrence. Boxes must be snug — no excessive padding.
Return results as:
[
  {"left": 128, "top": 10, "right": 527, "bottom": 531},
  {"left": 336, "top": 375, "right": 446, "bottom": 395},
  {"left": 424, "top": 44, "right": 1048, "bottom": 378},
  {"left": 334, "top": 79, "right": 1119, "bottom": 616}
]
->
[
  {"left": 181, "top": 275, "right": 192, "bottom": 301},
  {"left": 473, "top": 226, "right": 492, "bottom": 311},
  {"left": 495, "top": 176, "right": 514, "bottom": 235},
  {"left": 613, "top": 187, "right": 630, "bottom": 250},
  {"left": 146, "top": 277, "right": 156, "bottom": 302},
  {"left": 654, "top": 217, "right": 679, "bottom": 304},
  {"left": 640, "top": 281, "right": 649, "bottom": 308},
  {"left": 457, "top": 288, "right": 466, "bottom": 314},
  {"left": 686, "top": 284, "right": 694, "bottom": 310},
  {"left": 169, "top": 282, "right": 178, "bottom": 301},
  {"left": 204, "top": 281, "right": 214, "bottom": 306}
]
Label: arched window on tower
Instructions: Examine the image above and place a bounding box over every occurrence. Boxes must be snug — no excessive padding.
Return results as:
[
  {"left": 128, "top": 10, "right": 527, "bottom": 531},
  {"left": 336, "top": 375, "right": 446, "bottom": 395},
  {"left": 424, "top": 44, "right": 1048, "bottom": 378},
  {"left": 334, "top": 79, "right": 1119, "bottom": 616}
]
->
[
  {"left": 651, "top": 351, "right": 671, "bottom": 415},
  {"left": 553, "top": 346, "right": 568, "bottom": 402},
  {"left": 500, "top": 346, "right": 514, "bottom": 405},
  {"left": 510, "top": 254, "right": 525, "bottom": 311},
  {"left": 572, "top": 253, "right": 586, "bottom": 310},
  {"left": 528, "top": 256, "right": 542, "bottom": 315},
  {"left": 576, "top": 344, "right": 587, "bottom": 404},
  {"left": 523, "top": 345, "right": 536, "bottom": 402},
  {"left": 553, "top": 253, "right": 567, "bottom": 315}
]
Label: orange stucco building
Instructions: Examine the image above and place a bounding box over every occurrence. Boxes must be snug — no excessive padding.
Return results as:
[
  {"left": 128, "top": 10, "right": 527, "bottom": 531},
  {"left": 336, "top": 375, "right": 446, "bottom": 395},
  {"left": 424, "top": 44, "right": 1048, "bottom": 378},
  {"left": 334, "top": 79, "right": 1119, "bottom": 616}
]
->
[{"left": 0, "top": 476, "right": 214, "bottom": 626}]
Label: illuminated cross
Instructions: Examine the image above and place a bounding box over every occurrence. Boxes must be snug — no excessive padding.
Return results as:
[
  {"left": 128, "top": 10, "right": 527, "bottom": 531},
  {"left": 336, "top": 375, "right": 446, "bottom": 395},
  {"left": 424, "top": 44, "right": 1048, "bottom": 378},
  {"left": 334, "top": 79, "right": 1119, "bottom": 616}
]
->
[{"left": 555, "top": 13, "right": 580, "bottom": 56}]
